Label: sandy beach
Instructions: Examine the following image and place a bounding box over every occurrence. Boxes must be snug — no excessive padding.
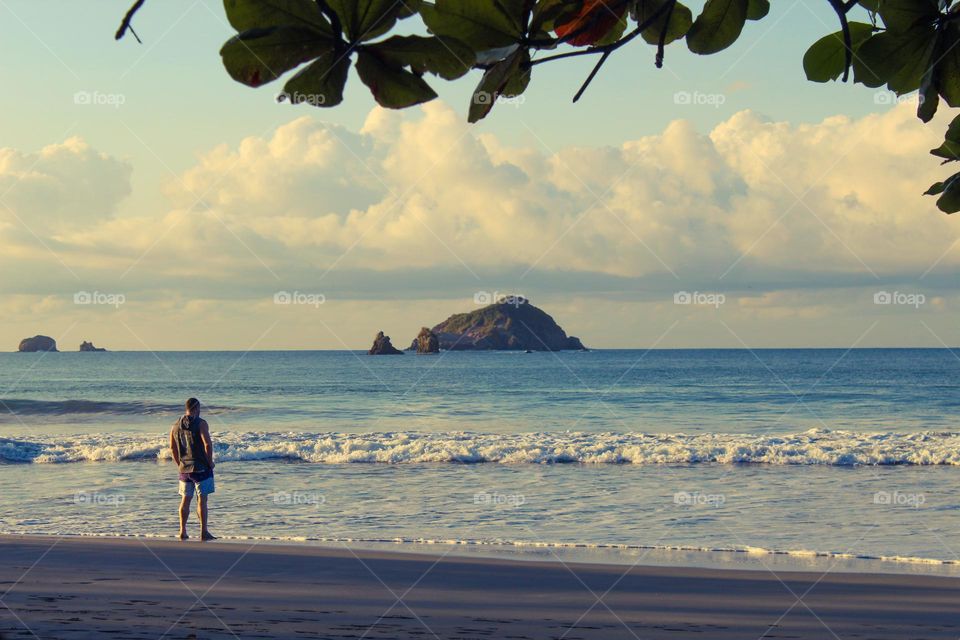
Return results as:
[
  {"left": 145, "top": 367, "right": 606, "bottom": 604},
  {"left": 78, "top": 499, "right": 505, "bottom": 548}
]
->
[{"left": 1, "top": 535, "right": 958, "bottom": 639}]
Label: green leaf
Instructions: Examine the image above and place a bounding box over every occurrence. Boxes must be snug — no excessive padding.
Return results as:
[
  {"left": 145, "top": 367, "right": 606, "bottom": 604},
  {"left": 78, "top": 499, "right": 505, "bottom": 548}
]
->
[
  {"left": 686, "top": 0, "right": 748, "bottom": 55},
  {"left": 930, "top": 114, "right": 960, "bottom": 159},
  {"left": 326, "top": 0, "right": 411, "bottom": 41},
  {"left": 593, "top": 10, "right": 629, "bottom": 46},
  {"left": 355, "top": 50, "right": 437, "bottom": 108},
  {"left": 935, "top": 24, "right": 960, "bottom": 107},
  {"left": 853, "top": 25, "right": 936, "bottom": 92},
  {"left": 397, "top": 0, "right": 424, "bottom": 19},
  {"left": 530, "top": 0, "right": 583, "bottom": 34},
  {"left": 421, "top": 0, "right": 524, "bottom": 50},
  {"left": 918, "top": 64, "right": 940, "bottom": 122},
  {"left": 368, "top": 35, "right": 476, "bottom": 80},
  {"left": 746, "top": 0, "right": 769, "bottom": 20},
  {"left": 936, "top": 174, "right": 960, "bottom": 213},
  {"left": 878, "top": 0, "right": 940, "bottom": 33},
  {"left": 931, "top": 137, "right": 960, "bottom": 161},
  {"left": 220, "top": 27, "right": 332, "bottom": 87},
  {"left": 468, "top": 48, "right": 530, "bottom": 123},
  {"left": 926, "top": 181, "right": 946, "bottom": 195},
  {"left": 802, "top": 22, "right": 874, "bottom": 82},
  {"left": 222, "top": 0, "right": 331, "bottom": 34},
  {"left": 280, "top": 49, "right": 351, "bottom": 107},
  {"left": 637, "top": 0, "right": 694, "bottom": 46}
]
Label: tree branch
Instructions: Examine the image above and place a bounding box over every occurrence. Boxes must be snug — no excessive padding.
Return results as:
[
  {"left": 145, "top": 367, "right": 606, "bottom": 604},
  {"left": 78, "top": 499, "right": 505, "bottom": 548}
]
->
[
  {"left": 529, "top": 0, "right": 675, "bottom": 68},
  {"left": 115, "top": 0, "right": 147, "bottom": 42},
  {"left": 572, "top": 51, "right": 611, "bottom": 102},
  {"left": 315, "top": 0, "right": 345, "bottom": 50},
  {"left": 571, "top": 0, "right": 677, "bottom": 101},
  {"left": 524, "top": 0, "right": 632, "bottom": 48},
  {"left": 656, "top": 0, "right": 677, "bottom": 69},
  {"left": 827, "top": 0, "right": 853, "bottom": 81}
]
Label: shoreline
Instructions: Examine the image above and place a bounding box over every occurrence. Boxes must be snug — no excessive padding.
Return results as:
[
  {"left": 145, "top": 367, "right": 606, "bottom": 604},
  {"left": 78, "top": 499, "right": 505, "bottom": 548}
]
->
[
  {"left": 5, "top": 530, "right": 960, "bottom": 578},
  {"left": 2, "top": 534, "right": 959, "bottom": 639}
]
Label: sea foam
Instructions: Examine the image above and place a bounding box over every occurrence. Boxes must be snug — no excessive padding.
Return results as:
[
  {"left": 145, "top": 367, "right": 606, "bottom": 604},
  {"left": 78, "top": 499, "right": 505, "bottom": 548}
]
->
[{"left": 2, "top": 428, "right": 960, "bottom": 465}]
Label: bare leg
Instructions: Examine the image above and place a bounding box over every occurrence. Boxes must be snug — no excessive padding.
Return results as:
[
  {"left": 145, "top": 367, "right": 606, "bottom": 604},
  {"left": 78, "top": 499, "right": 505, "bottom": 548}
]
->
[
  {"left": 178, "top": 495, "right": 192, "bottom": 539},
  {"left": 198, "top": 494, "right": 214, "bottom": 540}
]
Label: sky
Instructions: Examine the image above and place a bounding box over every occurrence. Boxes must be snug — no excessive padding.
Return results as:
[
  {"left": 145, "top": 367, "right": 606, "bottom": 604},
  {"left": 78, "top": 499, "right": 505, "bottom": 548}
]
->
[{"left": 1, "top": 0, "right": 959, "bottom": 350}]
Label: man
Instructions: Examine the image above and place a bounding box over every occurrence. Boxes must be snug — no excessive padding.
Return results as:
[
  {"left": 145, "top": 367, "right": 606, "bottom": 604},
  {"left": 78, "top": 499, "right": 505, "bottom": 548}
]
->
[{"left": 170, "top": 397, "right": 216, "bottom": 541}]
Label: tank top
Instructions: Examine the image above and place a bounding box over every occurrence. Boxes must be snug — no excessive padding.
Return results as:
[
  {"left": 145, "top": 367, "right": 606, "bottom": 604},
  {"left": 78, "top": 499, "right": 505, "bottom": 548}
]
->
[{"left": 175, "top": 415, "right": 210, "bottom": 474}]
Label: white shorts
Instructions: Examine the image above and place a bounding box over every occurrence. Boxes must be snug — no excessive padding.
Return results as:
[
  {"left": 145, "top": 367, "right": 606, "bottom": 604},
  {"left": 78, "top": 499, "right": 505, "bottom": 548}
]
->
[{"left": 179, "top": 475, "right": 215, "bottom": 497}]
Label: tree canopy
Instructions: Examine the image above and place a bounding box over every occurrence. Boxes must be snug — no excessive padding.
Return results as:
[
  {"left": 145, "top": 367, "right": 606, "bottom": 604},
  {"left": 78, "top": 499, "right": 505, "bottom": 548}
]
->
[{"left": 116, "top": 0, "right": 960, "bottom": 214}]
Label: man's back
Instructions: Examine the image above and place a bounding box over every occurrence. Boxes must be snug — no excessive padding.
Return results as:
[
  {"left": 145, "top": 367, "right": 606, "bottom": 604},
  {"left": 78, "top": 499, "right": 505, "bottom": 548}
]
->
[{"left": 172, "top": 415, "right": 211, "bottom": 475}]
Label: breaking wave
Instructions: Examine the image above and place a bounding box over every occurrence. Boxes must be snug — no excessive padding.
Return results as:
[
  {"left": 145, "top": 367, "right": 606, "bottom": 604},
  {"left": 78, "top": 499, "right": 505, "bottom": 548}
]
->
[{"left": 2, "top": 429, "right": 960, "bottom": 465}]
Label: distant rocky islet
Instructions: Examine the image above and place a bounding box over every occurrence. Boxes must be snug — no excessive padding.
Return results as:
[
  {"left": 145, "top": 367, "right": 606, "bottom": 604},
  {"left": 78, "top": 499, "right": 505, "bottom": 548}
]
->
[
  {"left": 17, "top": 299, "right": 583, "bottom": 355},
  {"left": 368, "top": 298, "right": 587, "bottom": 355},
  {"left": 16, "top": 336, "right": 107, "bottom": 352}
]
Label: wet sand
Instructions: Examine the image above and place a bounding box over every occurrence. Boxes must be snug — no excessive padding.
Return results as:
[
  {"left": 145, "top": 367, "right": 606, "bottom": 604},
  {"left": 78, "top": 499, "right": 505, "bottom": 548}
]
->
[{"left": 1, "top": 534, "right": 958, "bottom": 639}]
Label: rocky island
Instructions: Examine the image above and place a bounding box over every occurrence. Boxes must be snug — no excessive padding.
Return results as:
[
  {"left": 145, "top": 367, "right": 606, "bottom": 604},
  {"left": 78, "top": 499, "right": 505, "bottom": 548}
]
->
[
  {"left": 368, "top": 331, "right": 403, "bottom": 355},
  {"left": 18, "top": 335, "right": 58, "bottom": 352},
  {"left": 417, "top": 297, "right": 586, "bottom": 351},
  {"left": 410, "top": 327, "right": 440, "bottom": 354},
  {"left": 79, "top": 341, "right": 106, "bottom": 352}
]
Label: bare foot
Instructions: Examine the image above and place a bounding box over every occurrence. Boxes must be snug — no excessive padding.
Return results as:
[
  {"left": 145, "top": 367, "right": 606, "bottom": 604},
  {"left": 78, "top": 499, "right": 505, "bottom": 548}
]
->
[
  {"left": 178, "top": 532, "right": 189, "bottom": 540},
  {"left": 200, "top": 531, "right": 217, "bottom": 541}
]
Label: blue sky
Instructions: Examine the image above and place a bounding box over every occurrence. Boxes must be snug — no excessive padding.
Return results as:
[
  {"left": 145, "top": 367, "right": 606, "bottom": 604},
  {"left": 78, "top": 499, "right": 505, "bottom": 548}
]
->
[{"left": 1, "top": 0, "right": 958, "bottom": 350}]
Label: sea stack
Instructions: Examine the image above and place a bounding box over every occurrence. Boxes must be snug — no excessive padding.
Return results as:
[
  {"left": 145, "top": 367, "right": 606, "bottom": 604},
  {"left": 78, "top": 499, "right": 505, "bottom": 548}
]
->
[
  {"left": 79, "top": 341, "right": 106, "bottom": 352},
  {"left": 410, "top": 327, "right": 440, "bottom": 354},
  {"left": 18, "top": 335, "right": 58, "bottom": 352},
  {"left": 368, "top": 331, "right": 403, "bottom": 355}
]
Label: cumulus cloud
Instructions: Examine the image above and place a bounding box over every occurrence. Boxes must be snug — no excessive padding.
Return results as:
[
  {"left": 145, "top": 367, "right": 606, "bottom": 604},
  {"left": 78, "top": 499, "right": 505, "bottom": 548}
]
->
[
  {"left": 1, "top": 100, "right": 959, "bottom": 348},
  {"left": 125, "top": 100, "right": 958, "bottom": 283},
  {"left": 0, "top": 137, "right": 131, "bottom": 232}
]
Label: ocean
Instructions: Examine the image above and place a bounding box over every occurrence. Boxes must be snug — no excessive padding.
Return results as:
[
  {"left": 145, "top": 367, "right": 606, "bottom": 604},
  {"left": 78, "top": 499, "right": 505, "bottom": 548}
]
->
[{"left": 2, "top": 348, "right": 960, "bottom": 574}]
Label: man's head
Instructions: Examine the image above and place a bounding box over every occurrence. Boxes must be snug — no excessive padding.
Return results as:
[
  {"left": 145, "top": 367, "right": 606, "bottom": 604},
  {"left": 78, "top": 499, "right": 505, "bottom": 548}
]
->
[{"left": 185, "top": 397, "right": 200, "bottom": 417}]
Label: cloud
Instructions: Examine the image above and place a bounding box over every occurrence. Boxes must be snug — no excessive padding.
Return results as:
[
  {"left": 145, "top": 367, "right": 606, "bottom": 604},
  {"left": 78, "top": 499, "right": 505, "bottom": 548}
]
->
[
  {"left": 1, "top": 100, "right": 959, "bottom": 348},
  {"left": 131, "top": 100, "right": 956, "bottom": 283},
  {"left": 0, "top": 137, "right": 131, "bottom": 233}
]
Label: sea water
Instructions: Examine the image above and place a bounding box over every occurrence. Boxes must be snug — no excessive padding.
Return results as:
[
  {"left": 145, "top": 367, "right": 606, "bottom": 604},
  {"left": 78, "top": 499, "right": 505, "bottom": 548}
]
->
[{"left": 2, "top": 348, "right": 959, "bottom": 574}]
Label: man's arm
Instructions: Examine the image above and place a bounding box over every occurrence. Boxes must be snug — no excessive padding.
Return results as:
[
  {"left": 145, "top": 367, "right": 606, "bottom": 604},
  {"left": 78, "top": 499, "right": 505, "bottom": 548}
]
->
[
  {"left": 169, "top": 426, "right": 181, "bottom": 466},
  {"left": 200, "top": 420, "right": 215, "bottom": 469}
]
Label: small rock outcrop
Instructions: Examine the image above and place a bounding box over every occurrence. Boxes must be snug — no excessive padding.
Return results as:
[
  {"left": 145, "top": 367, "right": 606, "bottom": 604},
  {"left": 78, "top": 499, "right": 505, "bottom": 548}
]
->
[
  {"left": 79, "top": 341, "right": 106, "bottom": 352},
  {"left": 18, "top": 335, "right": 58, "bottom": 352},
  {"left": 410, "top": 327, "right": 440, "bottom": 354},
  {"left": 427, "top": 297, "right": 587, "bottom": 351},
  {"left": 368, "top": 331, "right": 403, "bottom": 355}
]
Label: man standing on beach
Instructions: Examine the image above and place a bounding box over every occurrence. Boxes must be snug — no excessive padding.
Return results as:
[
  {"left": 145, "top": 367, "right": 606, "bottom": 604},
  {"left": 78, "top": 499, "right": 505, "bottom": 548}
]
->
[{"left": 170, "top": 397, "right": 216, "bottom": 541}]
